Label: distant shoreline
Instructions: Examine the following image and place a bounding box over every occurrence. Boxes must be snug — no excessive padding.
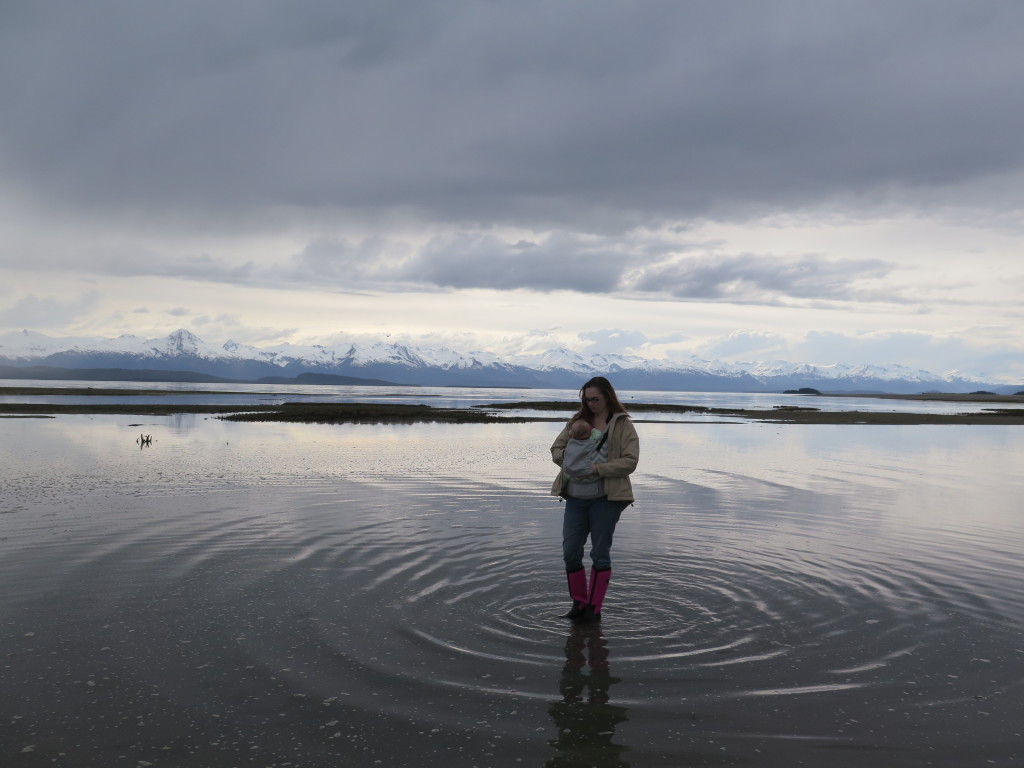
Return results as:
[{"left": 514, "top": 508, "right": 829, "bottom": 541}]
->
[
  {"left": 2, "top": 386, "right": 1024, "bottom": 424},
  {"left": 3, "top": 385, "right": 1023, "bottom": 403}
]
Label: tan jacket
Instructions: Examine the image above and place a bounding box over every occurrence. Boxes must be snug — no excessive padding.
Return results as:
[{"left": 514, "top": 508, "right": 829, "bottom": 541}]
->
[{"left": 550, "top": 412, "right": 639, "bottom": 503}]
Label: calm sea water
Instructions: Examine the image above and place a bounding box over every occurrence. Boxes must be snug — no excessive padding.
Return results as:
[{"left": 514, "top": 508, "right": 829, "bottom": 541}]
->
[
  {"left": 2, "top": 400, "right": 1022, "bottom": 766},
  {"left": 4, "top": 378, "right": 1023, "bottom": 416}
]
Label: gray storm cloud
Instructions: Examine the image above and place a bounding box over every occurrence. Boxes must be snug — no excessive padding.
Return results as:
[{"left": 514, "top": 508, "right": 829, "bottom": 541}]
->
[
  {"left": 3, "top": 0, "right": 1023, "bottom": 234},
  {"left": 632, "top": 254, "right": 897, "bottom": 303},
  {"left": 280, "top": 233, "right": 898, "bottom": 305},
  {"left": 286, "top": 233, "right": 627, "bottom": 293}
]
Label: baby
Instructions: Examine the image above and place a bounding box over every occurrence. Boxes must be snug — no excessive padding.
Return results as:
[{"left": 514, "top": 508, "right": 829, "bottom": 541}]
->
[
  {"left": 561, "top": 419, "right": 605, "bottom": 498},
  {"left": 570, "top": 418, "right": 602, "bottom": 442}
]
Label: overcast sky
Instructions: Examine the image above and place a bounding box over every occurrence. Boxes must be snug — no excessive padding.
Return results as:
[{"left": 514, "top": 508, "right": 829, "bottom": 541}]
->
[{"left": 2, "top": 1, "right": 1023, "bottom": 379}]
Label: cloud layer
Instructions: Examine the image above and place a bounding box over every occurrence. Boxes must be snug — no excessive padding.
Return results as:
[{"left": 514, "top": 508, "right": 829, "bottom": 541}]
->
[
  {"left": 2, "top": 1, "right": 1023, "bottom": 380},
  {"left": 4, "top": 1, "right": 1024, "bottom": 229}
]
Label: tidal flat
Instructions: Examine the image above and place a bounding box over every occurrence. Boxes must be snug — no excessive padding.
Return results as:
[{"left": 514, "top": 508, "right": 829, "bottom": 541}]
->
[
  {"left": 3, "top": 385, "right": 1024, "bottom": 424},
  {"left": 2, "top": 395, "right": 1023, "bottom": 767}
]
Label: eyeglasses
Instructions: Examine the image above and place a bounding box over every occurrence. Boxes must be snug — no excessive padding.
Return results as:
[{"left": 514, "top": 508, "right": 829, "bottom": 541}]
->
[{"left": 584, "top": 396, "right": 603, "bottom": 403}]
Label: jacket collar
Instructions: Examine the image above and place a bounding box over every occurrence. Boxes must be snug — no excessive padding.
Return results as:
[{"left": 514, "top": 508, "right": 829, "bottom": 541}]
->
[{"left": 605, "top": 411, "right": 629, "bottom": 430}]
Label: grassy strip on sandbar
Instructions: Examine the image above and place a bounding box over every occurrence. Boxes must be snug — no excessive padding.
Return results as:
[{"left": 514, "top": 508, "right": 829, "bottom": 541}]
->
[
  {"left": 2, "top": 396, "right": 1024, "bottom": 424},
  {"left": 479, "top": 401, "right": 1024, "bottom": 424},
  {"left": 220, "top": 403, "right": 531, "bottom": 424}
]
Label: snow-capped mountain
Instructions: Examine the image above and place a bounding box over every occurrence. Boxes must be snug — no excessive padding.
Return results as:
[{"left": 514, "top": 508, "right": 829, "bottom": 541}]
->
[{"left": 0, "top": 328, "right": 1016, "bottom": 393}]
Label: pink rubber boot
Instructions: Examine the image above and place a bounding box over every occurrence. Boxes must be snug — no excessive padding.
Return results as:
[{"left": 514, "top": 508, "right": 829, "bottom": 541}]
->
[
  {"left": 562, "top": 568, "right": 589, "bottom": 619},
  {"left": 576, "top": 568, "right": 612, "bottom": 623}
]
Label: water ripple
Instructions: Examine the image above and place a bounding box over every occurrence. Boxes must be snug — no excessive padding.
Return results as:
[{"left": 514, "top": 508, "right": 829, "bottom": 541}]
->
[{"left": 3, "top": 419, "right": 1023, "bottom": 765}]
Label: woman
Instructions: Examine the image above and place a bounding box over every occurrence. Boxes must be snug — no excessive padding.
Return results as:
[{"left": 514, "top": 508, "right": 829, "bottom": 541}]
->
[{"left": 550, "top": 377, "right": 640, "bottom": 623}]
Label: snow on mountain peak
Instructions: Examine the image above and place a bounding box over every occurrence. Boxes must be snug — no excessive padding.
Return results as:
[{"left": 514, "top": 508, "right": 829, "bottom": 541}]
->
[
  {"left": 0, "top": 329, "right": 61, "bottom": 358},
  {"left": 0, "top": 328, "right": 1013, "bottom": 391},
  {"left": 164, "top": 329, "right": 202, "bottom": 354}
]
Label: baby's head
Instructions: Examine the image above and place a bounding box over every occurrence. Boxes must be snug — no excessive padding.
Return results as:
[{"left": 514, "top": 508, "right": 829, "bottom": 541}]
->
[{"left": 570, "top": 419, "right": 593, "bottom": 440}]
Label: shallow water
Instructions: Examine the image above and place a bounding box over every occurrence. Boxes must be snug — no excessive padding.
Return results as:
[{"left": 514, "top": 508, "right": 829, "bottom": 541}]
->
[
  {"left": 1, "top": 414, "right": 1022, "bottom": 766},
  {"left": 4, "top": 378, "right": 1023, "bottom": 416}
]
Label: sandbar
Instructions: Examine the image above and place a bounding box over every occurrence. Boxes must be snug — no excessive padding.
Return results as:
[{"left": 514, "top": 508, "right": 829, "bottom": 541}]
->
[{"left": 2, "top": 387, "right": 1024, "bottom": 424}]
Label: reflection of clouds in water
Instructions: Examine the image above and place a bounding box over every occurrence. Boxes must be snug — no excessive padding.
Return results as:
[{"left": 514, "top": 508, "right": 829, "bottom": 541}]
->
[
  {"left": 547, "top": 625, "right": 629, "bottom": 768},
  {"left": 1, "top": 416, "right": 1023, "bottom": 765}
]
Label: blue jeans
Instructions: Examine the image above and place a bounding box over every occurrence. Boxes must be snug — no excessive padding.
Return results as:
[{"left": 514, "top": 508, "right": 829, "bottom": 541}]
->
[{"left": 562, "top": 495, "right": 627, "bottom": 572}]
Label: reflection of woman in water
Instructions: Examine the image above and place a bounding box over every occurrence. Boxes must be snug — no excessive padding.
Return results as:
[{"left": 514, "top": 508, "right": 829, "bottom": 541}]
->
[
  {"left": 550, "top": 377, "right": 640, "bottom": 623},
  {"left": 546, "top": 626, "right": 629, "bottom": 767}
]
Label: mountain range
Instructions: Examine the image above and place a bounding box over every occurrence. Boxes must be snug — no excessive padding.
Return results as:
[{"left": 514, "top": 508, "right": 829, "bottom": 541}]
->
[{"left": 0, "top": 328, "right": 1019, "bottom": 394}]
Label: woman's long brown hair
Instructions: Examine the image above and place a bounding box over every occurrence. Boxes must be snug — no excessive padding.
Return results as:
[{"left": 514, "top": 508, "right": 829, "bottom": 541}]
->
[{"left": 569, "top": 376, "right": 628, "bottom": 425}]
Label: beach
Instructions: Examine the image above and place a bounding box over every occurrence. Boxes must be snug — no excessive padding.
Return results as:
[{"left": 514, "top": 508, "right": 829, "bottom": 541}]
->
[{"left": 2, "top": 386, "right": 1023, "bottom": 766}]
